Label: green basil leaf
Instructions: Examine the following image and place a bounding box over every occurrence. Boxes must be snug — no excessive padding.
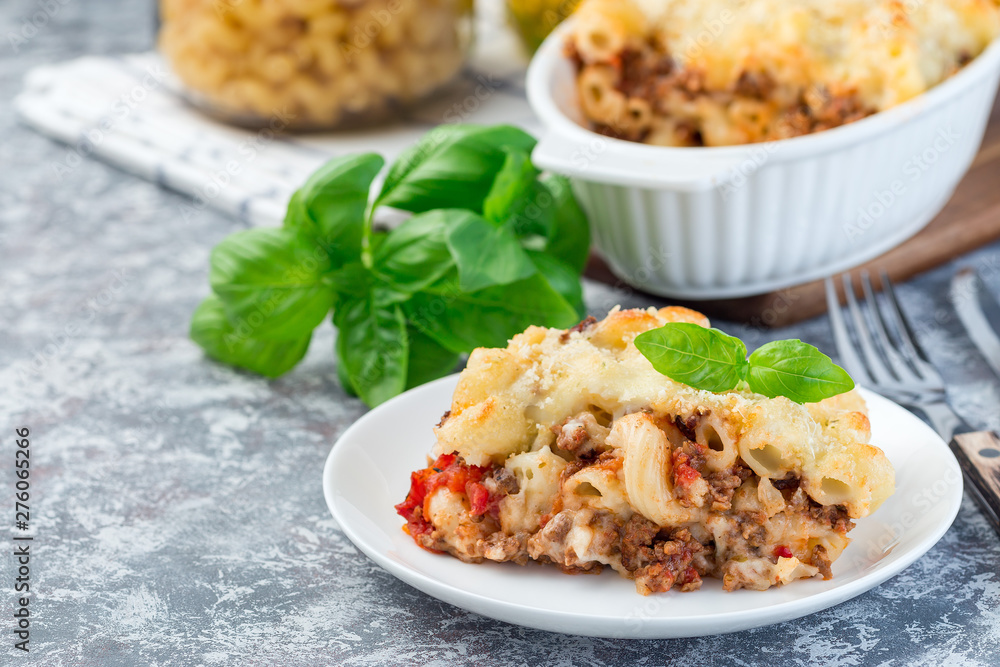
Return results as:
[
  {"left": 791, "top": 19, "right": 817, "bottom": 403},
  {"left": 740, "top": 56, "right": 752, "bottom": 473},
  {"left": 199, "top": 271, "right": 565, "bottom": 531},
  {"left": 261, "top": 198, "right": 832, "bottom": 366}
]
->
[
  {"left": 329, "top": 264, "right": 366, "bottom": 398},
  {"left": 483, "top": 149, "right": 539, "bottom": 223},
  {"left": 380, "top": 124, "right": 476, "bottom": 197},
  {"left": 376, "top": 125, "right": 537, "bottom": 213},
  {"left": 503, "top": 181, "right": 551, "bottom": 241},
  {"left": 405, "top": 272, "right": 579, "bottom": 353},
  {"left": 505, "top": 174, "right": 590, "bottom": 274},
  {"left": 446, "top": 212, "right": 537, "bottom": 292},
  {"left": 327, "top": 260, "right": 369, "bottom": 295},
  {"left": 634, "top": 323, "right": 748, "bottom": 393},
  {"left": 372, "top": 209, "right": 458, "bottom": 293},
  {"left": 334, "top": 290, "right": 408, "bottom": 407},
  {"left": 405, "top": 325, "right": 461, "bottom": 390},
  {"left": 210, "top": 228, "right": 335, "bottom": 340},
  {"left": 747, "top": 340, "right": 855, "bottom": 403},
  {"left": 527, "top": 251, "right": 586, "bottom": 319},
  {"left": 284, "top": 153, "right": 383, "bottom": 265},
  {"left": 190, "top": 296, "right": 311, "bottom": 378},
  {"left": 535, "top": 174, "right": 590, "bottom": 274},
  {"left": 283, "top": 189, "right": 308, "bottom": 229},
  {"left": 336, "top": 358, "right": 359, "bottom": 398}
]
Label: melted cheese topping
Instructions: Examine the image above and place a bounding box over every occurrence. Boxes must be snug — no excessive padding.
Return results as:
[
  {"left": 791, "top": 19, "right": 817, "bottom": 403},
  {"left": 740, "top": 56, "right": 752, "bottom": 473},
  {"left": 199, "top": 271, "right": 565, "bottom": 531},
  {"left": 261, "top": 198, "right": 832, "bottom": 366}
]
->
[
  {"left": 582, "top": 0, "right": 999, "bottom": 110},
  {"left": 434, "top": 306, "right": 894, "bottom": 518}
]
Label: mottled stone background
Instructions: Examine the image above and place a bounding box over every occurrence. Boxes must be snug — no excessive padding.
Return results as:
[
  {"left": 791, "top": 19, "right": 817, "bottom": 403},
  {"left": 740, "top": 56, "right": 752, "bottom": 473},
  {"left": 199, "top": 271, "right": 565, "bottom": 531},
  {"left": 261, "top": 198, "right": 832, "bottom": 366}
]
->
[{"left": 0, "top": 1, "right": 998, "bottom": 665}]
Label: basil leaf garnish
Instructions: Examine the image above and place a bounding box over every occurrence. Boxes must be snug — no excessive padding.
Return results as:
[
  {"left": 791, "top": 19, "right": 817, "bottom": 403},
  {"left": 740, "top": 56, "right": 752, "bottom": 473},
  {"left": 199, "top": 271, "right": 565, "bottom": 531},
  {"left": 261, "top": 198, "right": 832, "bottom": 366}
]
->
[
  {"left": 634, "top": 323, "right": 748, "bottom": 393},
  {"left": 635, "top": 323, "right": 854, "bottom": 403},
  {"left": 747, "top": 340, "right": 855, "bottom": 403}
]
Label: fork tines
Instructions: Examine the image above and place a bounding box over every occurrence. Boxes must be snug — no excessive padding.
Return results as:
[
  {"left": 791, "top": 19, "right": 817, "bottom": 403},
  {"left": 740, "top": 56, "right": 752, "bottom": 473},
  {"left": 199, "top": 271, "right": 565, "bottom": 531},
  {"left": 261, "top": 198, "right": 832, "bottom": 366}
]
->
[{"left": 824, "top": 271, "right": 945, "bottom": 402}]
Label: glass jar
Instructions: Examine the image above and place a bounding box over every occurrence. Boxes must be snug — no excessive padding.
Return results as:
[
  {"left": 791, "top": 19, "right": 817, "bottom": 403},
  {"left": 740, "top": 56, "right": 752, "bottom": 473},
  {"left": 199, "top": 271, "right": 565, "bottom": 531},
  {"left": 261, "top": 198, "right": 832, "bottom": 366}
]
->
[{"left": 159, "top": 0, "right": 473, "bottom": 130}]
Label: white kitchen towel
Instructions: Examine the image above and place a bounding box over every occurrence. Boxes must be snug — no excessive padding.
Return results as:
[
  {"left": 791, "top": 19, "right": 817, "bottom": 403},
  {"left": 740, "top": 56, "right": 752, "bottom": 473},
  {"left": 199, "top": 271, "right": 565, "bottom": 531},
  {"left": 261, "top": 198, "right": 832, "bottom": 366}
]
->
[{"left": 14, "top": 6, "right": 541, "bottom": 226}]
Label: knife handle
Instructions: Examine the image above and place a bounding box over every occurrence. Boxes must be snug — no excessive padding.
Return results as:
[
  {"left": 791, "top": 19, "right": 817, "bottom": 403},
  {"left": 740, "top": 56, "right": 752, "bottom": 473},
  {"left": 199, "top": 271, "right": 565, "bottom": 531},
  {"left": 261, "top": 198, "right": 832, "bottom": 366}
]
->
[{"left": 950, "top": 432, "right": 1000, "bottom": 537}]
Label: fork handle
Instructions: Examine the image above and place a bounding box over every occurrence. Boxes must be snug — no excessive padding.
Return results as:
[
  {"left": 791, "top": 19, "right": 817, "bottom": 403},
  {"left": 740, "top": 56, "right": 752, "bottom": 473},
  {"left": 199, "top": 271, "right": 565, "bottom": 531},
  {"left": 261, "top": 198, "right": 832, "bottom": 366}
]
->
[{"left": 950, "top": 432, "right": 1000, "bottom": 537}]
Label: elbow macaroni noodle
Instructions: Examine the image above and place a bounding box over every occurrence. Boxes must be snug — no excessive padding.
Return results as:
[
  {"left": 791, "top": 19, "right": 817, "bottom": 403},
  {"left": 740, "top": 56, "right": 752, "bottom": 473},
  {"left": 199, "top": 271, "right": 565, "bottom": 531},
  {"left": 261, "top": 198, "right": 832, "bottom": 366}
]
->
[
  {"left": 398, "top": 306, "right": 895, "bottom": 593},
  {"left": 159, "top": 0, "right": 471, "bottom": 128},
  {"left": 567, "top": 0, "right": 1000, "bottom": 145}
]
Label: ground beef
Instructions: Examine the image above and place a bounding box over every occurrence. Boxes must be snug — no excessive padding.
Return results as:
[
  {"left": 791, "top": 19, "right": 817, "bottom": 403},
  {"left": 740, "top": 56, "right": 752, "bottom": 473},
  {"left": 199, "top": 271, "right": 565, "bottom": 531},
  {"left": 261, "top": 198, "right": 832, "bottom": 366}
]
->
[
  {"left": 481, "top": 532, "right": 529, "bottom": 565},
  {"left": 575, "top": 33, "right": 875, "bottom": 146},
  {"left": 778, "top": 90, "right": 872, "bottom": 138},
  {"left": 554, "top": 420, "right": 589, "bottom": 453},
  {"left": 619, "top": 515, "right": 705, "bottom": 594},
  {"left": 672, "top": 121, "right": 703, "bottom": 146},
  {"left": 563, "top": 39, "right": 584, "bottom": 70},
  {"left": 435, "top": 410, "right": 450, "bottom": 428},
  {"left": 705, "top": 465, "right": 753, "bottom": 511},
  {"left": 543, "top": 511, "right": 573, "bottom": 543},
  {"left": 552, "top": 412, "right": 609, "bottom": 459},
  {"left": 670, "top": 438, "right": 711, "bottom": 507},
  {"left": 559, "top": 316, "right": 597, "bottom": 342},
  {"left": 615, "top": 47, "right": 674, "bottom": 100},
  {"left": 673, "top": 415, "right": 700, "bottom": 442},
  {"left": 735, "top": 511, "right": 768, "bottom": 548},
  {"left": 671, "top": 452, "right": 705, "bottom": 508},
  {"left": 771, "top": 475, "right": 800, "bottom": 491},
  {"left": 674, "top": 438, "right": 707, "bottom": 474},
  {"left": 671, "top": 439, "right": 756, "bottom": 511},
  {"left": 587, "top": 511, "right": 621, "bottom": 559},
  {"left": 808, "top": 503, "right": 854, "bottom": 534},
  {"left": 559, "top": 460, "right": 589, "bottom": 488},
  {"left": 528, "top": 509, "right": 619, "bottom": 575},
  {"left": 811, "top": 544, "right": 833, "bottom": 579},
  {"left": 491, "top": 467, "right": 519, "bottom": 496},
  {"left": 771, "top": 474, "right": 803, "bottom": 504},
  {"left": 620, "top": 515, "right": 660, "bottom": 571},
  {"left": 734, "top": 70, "right": 775, "bottom": 99},
  {"left": 809, "top": 91, "right": 869, "bottom": 128},
  {"left": 783, "top": 486, "right": 853, "bottom": 533}
]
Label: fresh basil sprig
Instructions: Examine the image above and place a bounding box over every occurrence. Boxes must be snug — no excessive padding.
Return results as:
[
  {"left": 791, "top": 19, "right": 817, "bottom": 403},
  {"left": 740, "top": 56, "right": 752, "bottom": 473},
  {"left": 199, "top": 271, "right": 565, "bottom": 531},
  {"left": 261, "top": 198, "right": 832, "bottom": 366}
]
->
[
  {"left": 190, "top": 124, "right": 590, "bottom": 407},
  {"left": 634, "top": 323, "right": 854, "bottom": 403}
]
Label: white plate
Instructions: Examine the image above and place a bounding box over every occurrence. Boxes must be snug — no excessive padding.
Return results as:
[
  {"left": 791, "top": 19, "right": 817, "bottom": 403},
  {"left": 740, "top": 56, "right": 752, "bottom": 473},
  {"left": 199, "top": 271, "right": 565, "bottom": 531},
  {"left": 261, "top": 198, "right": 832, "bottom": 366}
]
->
[{"left": 323, "top": 375, "right": 962, "bottom": 639}]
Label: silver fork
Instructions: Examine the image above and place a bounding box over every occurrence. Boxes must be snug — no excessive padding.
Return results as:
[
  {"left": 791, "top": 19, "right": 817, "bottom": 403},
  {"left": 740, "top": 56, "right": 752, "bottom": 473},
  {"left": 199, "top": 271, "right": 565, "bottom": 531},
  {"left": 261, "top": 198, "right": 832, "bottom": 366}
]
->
[{"left": 824, "top": 271, "right": 1000, "bottom": 535}]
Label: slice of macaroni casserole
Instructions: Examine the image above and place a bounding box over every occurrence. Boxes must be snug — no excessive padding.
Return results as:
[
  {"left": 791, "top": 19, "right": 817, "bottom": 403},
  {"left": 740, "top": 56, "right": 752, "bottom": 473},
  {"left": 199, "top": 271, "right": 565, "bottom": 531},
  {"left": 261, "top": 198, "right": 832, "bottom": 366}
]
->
[
  {"left": 566, "top": 0, "right": 1000, "bottom": 145},
  {"left": 396, "top": 307, "right": 894, "bottom": 594}
]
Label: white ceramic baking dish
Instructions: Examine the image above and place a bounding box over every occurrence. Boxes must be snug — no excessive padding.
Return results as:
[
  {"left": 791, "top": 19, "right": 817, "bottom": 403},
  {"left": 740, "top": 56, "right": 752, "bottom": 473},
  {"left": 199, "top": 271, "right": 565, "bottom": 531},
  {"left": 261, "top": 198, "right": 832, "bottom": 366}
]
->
[{"left": 527, "top": 20, "right": 1000, "bottom": 299}]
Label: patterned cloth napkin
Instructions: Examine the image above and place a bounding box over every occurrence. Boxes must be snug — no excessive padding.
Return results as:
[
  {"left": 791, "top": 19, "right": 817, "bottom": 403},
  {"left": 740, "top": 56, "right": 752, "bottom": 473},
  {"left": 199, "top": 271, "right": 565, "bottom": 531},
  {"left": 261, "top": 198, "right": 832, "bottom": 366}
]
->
[{"left": 14, "top": 5, "right": 541, "bottom": 226}]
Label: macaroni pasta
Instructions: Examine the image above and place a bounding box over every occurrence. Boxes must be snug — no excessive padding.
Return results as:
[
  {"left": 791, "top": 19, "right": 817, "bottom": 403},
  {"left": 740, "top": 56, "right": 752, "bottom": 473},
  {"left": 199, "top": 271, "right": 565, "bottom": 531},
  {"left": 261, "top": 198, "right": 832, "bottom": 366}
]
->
[
  {"left": 160, "top": 0, "right": 470, "bottom": 128},
  {"left": 566, "top": 0, "right": 1000, "bottom": 145},
  {"left": 396, "top": 307, "right": 895, "bottom": 594}
]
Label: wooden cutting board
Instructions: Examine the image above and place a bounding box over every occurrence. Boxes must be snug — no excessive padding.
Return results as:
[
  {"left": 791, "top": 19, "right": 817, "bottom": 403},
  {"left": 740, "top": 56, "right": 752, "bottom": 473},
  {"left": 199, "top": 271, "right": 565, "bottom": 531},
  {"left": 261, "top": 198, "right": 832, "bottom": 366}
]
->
[{"left": 584, "top": 94, "right": 1000, "bottom": 328}]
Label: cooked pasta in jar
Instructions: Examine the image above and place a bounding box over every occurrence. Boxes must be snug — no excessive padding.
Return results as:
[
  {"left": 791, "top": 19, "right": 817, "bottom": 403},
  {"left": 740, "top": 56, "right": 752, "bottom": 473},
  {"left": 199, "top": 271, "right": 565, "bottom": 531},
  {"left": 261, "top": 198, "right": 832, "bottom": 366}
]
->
[{"left": 159, "top": 0, "right": 472, "bottom": 129}]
